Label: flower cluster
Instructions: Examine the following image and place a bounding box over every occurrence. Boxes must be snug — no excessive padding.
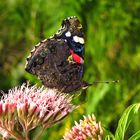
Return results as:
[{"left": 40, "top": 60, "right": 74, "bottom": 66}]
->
[
  {"left": 0, "top": 83, "right": 75, "bottom": 140},
  {"left": 63, "top": 114, "right": 104, "bottom": 140}
]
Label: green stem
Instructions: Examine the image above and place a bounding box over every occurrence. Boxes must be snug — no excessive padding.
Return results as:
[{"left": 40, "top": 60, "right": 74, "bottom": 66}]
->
[{"left": 33, "top": 127, "right": 46, "bottom": 140}]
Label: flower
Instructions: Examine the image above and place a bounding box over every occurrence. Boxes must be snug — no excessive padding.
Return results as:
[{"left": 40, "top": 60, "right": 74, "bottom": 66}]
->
[
  {"left": 0, "top": 83, "right": 75, "bottom": 140},
  {"left": 63, "top": 114, "right": 104, "bottom": 140}
]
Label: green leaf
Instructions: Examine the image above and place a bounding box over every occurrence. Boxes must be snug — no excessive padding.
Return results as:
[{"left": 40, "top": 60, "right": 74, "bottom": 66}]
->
[
  {"left": 104, "top": 135, "right": 114, "bottom": 140},
  {"left": 103, "top": 127, "right": 115, "bottom": 140},
  {"left": 128, "top": 130, "right": 140, "bottom": 140},
  {"left": 115, "top": 103, "right": 140, "bottom": 140}
]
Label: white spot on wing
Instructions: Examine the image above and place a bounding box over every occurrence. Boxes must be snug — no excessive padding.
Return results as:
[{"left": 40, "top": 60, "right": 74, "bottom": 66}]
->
[
  {"left": 49, "top": 35, "right": 54, "bottom": 39},
  {"left": 31, "top": 47, "right": 36, "bottom": 53},
  {"left": 73, "top": 36, "right": 84, "bottom": 44},
  {"left": 79, "top": 37, "right": 84, "bottom": 44},
  {"left": 65, "top": 16, "right": 76, "bottom": 21},
  {"left": 41, "top": 39, "right": 47, "bottom": 43},
  {"left": 65, "top": 31, "right": 71, "bottom": 37},
  {"left": 26, "top": 54, "right": 31, "bottom": 61},
  {"left": 36, "top": 42, "right": 41, "bottom": 47},
  {"left": 73, "top": 36, "right": 79, "bottom": 43}
]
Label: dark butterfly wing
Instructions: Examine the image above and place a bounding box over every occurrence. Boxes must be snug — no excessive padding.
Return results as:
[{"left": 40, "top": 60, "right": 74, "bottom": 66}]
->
[
  {"left": 25, "top": 38, "right": 87, "bottom": 92},
  {"left": 25, "top": 16, "right": 87, "bottom": 92},
  {"left": 54, "top": 16, "right": 85, "bottom": 59}
]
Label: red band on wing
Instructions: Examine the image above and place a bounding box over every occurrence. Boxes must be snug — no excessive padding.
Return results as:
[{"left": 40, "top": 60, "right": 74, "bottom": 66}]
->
[{"left": 70, "top": 49, "right": 84, "bottom": 64}]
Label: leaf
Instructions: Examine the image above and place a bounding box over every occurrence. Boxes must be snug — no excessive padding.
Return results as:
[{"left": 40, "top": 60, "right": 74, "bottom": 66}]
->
[
  {"left": 104, "top": 135, "right": 114, "bottom": 140},
  {"left": 115, "top": 103, "right": 140, "bottom": 140},
  {"left": 128, "top": 130, "right": 140, "bottom": 140},
  {"left": 103, "top": 127, "right": 115, "bottom": 140},
  {"left": 87, "top": 85, "right": 110, "bottom": 113}
]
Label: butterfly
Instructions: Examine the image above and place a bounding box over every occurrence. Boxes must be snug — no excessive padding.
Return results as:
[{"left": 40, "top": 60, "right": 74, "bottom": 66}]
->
[{"left": 25, "top": 16, "right": 89, "bottom": 93}]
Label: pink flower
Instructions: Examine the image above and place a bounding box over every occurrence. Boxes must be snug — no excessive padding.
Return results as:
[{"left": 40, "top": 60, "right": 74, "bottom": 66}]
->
[
  {"left": 63, "top": 114, "right": 104, "bottom": 140},
  {"left": 0, "top": 83, "right": 75, "bottom": 140}
]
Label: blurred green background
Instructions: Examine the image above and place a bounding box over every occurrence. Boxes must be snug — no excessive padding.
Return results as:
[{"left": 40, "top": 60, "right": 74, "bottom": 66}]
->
[{"left": 0, "top": 0, "right": 140, "bottom": 139}]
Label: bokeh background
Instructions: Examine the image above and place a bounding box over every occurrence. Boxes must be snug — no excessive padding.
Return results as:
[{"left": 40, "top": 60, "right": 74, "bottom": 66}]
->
[{"left": 0, "top": 0, "right": 140, "bottom": 139}]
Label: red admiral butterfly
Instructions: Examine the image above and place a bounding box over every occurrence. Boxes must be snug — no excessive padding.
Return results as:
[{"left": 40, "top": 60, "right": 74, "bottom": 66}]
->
[{"left": 25, "top": 16, "right": 89, "bottom": 93}]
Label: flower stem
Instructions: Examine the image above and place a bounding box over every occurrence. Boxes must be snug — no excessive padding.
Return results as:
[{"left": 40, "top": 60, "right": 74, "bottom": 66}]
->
[
  {"left": 24, "top": 127, "right": 30, "bottom": 140},
  {"left": 0, "top": 126, "right": 25, "bottom": 140},
  {"left": 33, "top": 127, "right": 46, "bottom": 140}
]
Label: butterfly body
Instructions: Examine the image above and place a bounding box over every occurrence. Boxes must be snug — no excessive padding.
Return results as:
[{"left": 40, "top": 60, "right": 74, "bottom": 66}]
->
[{"left": 25, "top": 16, "right": 88, "bottom": 92}]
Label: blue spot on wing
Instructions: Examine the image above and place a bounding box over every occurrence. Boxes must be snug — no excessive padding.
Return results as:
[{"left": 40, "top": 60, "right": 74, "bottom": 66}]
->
[{"left": 65, "top": 37, "right": 84, "bottom": 58}]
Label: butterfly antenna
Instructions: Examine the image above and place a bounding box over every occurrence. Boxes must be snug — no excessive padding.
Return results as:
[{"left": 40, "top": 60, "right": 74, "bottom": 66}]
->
[{"left": 86, "top": 80, "right": 119, "bottom": 87}]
